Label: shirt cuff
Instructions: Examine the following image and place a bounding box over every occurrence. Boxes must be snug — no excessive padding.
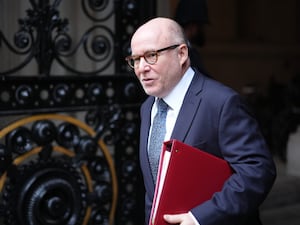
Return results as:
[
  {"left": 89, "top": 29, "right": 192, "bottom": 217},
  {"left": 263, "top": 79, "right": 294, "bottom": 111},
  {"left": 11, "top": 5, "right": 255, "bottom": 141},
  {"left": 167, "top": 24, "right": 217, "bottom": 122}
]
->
[{"left": 189, "top": 211, "right": 200, "bottom": 225}]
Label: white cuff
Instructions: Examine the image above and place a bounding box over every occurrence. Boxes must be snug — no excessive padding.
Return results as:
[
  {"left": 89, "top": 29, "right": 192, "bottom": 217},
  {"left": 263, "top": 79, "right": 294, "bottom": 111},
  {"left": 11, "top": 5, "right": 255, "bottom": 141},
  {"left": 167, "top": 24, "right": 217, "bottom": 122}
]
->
[{"left": 188, "top": 211, "right": 200, "bottom": 225}]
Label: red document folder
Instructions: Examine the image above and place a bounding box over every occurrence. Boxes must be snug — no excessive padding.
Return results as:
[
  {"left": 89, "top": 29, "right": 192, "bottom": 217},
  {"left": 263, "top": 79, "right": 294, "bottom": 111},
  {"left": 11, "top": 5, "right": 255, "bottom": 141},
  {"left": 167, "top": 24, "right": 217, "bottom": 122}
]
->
[{"left": 149, "top": 139, "right": 233, "bottom": 225}]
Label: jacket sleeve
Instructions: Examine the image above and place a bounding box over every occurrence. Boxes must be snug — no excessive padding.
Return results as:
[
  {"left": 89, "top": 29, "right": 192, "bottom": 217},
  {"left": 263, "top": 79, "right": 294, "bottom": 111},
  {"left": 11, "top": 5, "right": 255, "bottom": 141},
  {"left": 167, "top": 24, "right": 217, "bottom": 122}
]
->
[{"left": 191, "top": 94, "right": 276, "bottom": 225}]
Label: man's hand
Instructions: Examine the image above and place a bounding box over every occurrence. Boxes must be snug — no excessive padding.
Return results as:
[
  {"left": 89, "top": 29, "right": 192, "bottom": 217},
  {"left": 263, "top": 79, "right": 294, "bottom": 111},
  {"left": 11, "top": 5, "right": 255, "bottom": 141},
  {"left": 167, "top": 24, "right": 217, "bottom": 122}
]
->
[{"left": 163, "top": 213, "right": 196, "bottom": 225}]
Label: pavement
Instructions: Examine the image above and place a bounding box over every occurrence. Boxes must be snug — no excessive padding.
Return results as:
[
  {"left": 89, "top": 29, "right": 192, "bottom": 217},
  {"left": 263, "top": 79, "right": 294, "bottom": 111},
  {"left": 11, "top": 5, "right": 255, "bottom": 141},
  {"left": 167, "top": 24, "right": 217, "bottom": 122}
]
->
[{"left": 260, "top": 157, "right": 300, "bottom": 225}]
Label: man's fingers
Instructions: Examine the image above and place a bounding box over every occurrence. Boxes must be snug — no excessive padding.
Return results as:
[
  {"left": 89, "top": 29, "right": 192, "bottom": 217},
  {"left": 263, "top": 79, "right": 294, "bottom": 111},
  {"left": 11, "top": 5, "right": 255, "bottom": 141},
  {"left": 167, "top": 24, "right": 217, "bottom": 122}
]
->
[
  {"left": 164, "top": 214, "right": 183, "bottom": 223},
  {"left": 163, "top": 213, "right": 196, "bottom": 225}
]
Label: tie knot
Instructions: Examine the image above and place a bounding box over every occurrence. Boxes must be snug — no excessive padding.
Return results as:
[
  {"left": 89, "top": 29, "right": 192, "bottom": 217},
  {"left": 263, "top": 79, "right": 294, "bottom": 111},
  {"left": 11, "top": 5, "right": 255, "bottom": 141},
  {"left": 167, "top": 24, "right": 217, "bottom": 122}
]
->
[{"left": 157, "top": 99, "right": 168, "bottom": 113}]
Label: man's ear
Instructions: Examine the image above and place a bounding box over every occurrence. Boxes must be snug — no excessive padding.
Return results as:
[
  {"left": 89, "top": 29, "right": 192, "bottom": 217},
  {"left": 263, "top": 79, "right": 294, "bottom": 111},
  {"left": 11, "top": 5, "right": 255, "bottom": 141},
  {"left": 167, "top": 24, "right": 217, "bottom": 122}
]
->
[{"left": 178, "top": 44, "right": 189, "bottom": 65}]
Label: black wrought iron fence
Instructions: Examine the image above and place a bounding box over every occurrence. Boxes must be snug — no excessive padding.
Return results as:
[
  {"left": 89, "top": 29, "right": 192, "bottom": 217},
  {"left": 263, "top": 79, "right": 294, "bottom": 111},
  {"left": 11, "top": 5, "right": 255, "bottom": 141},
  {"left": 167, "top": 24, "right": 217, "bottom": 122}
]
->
[{"left": 0, "top": 1, "right": 154, "bottom": 225}]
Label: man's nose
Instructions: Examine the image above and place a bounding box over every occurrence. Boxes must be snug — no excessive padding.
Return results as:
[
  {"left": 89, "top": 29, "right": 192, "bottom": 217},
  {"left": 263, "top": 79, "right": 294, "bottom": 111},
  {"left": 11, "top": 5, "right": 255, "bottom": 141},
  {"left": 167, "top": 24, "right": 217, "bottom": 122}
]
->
[
  {"left": 136, "top": 57, "right": 149, "bottom": 71},
  {"left": 139, "top": 57, "right": 148, "bottom": 67}
]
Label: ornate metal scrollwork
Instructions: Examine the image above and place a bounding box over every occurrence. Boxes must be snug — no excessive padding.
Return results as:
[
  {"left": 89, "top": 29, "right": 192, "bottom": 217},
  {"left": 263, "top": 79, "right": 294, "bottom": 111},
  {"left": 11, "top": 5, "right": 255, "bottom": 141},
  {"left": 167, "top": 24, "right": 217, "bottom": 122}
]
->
[
  {"left": 0, "top": 1, "right": 155, "bottom": 224},
  {"left": 0, "top": 113, "right": 119, "bottom": 225},
  {"left": 0, "top": 0, "right": 116, "bottom": 76}
]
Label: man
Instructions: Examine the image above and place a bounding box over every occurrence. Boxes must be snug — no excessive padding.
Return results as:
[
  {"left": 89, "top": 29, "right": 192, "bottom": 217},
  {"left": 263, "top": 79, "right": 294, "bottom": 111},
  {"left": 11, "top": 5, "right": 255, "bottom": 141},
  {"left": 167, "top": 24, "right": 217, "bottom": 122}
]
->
[{"left": 125, "top": 17, "right": 276, "bottom": 225}]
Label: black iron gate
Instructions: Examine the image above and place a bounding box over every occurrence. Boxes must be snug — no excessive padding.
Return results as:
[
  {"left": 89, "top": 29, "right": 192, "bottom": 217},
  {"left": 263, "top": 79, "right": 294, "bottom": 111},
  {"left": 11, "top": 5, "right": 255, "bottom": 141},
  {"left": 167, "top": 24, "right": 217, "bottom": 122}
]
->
[{"left": 0, "top": 1, "right": 155, "bottom": 225}]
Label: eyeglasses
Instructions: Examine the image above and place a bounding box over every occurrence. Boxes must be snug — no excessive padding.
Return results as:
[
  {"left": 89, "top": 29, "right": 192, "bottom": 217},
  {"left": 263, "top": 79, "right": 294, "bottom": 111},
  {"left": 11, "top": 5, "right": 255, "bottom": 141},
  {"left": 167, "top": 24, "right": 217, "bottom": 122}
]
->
[{"left": 125, "top": 44, "right": 180, "bottom": 69}]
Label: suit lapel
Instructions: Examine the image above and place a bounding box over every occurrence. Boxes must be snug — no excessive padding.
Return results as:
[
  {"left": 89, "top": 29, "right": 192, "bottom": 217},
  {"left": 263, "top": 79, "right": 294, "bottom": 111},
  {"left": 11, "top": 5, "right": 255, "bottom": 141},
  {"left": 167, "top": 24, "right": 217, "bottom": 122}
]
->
[
  {"left": 140, "top": 97, "right": 156, "bottom": 187},
  {"left": 140, "top": 97, "right": 154, "bottom": 152},
  {"left": 171, "top": 72, "right": 204, "bottom": 141}
]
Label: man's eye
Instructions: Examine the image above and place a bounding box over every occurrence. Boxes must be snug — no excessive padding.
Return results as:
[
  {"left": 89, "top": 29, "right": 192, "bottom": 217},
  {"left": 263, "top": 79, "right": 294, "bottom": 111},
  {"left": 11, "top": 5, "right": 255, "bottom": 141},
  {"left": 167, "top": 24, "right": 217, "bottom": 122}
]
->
[
  {"left": 146, "top": 52, "right": 156, "bottom": 58},
  {"left": 133, "top": 57, "right": 140, "bottom": 62}
]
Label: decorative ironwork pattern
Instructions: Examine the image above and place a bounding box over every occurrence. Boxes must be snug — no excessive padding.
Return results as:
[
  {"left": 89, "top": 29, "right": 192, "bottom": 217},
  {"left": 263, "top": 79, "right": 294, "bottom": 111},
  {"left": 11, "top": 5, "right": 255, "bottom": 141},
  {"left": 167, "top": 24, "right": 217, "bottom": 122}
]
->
[
  {"left": 0, "top": 1, "right": 155, "bottom": 225},
  {"left": 0, "top": 75, "right": 145, "bottom": 115},
  {"left": 0, "top": 0, "right": 154, "bottom": 76},
  {"left": 0, "top": 75, "right": 147, "bottom": 225},
  {"left": 0, "top": 114, "right": 118, "bottom": 225},
  {"left": 0, "top": 0, "right": 109, "bottom": 75}
]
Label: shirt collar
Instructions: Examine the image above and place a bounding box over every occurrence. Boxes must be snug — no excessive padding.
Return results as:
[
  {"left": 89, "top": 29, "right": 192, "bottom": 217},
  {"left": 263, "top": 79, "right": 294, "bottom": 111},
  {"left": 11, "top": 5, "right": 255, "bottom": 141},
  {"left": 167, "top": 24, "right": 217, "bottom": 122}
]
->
[{"left": 163, "top": 67, "right": 195, "bottom": 111}]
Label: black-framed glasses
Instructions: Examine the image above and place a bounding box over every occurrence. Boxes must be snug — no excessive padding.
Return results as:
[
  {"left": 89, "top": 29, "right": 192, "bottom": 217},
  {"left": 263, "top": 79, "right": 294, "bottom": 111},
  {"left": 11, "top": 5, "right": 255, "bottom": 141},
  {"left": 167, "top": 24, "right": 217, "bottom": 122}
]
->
[{"left": 125, "top": 44, "right": 180, "bottom": 69}]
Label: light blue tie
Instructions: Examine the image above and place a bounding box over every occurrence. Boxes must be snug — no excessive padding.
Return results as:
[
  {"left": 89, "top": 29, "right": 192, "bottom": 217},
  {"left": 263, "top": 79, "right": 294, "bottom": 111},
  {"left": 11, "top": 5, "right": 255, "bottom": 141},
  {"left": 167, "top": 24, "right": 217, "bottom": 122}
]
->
[{"left": 148, "top": 99, "right": 168, "bottom": 182}]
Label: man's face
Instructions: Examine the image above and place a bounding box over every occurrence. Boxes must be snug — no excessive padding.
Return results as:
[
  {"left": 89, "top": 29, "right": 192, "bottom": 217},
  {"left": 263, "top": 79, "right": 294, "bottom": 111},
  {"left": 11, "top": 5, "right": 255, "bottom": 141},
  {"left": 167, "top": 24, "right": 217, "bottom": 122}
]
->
[{"left": 130, "top": 24, "right": 186, "bottom": 98}]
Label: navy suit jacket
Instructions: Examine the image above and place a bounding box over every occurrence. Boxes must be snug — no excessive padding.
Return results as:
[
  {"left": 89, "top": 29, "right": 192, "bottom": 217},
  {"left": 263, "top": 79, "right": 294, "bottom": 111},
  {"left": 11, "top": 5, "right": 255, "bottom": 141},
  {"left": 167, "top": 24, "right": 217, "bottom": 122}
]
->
[{"left": 139, "top": 69, "right": 276, "bottom": 225}]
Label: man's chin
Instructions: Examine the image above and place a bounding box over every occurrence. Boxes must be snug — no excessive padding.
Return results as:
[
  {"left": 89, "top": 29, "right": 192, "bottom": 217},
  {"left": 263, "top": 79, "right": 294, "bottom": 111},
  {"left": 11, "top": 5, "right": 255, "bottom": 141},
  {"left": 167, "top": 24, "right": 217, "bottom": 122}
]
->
[{"left": 144, "top": 88, "right": 160, "bottom": 98}]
